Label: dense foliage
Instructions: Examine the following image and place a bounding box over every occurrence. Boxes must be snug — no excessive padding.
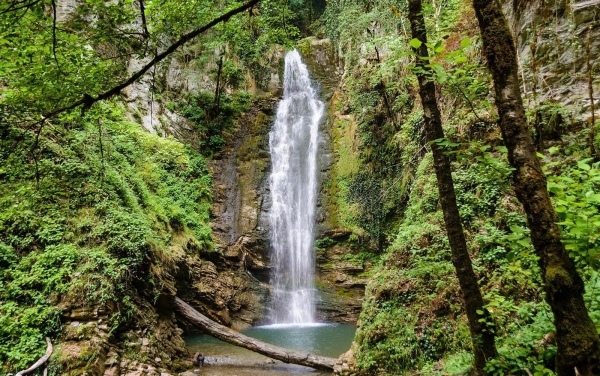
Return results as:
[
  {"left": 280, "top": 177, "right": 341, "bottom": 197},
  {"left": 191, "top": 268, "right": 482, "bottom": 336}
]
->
[
  {"left": 0, "top": 0, "right": 306, "bottom": 372},
  {"left": 321, "top": 0, "right": 600, "bottom": 374},
  {"left": 2, "top": 0, "right": 599, "bottom": 373},
  {"left": 0, "top": 102, "right": 214, "bottom": 370},
  {"left": 173, "top": 92, "right": 252, "bottom": 156}
]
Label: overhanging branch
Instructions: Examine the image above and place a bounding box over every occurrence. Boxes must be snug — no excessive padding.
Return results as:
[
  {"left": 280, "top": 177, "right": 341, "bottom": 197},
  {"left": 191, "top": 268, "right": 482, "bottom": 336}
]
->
[
  {"left": 41, "top": 0, "right": 261, "bottom": 120},
  {"left": 14, "top": 337, "right": 53, "bottom": 376}
]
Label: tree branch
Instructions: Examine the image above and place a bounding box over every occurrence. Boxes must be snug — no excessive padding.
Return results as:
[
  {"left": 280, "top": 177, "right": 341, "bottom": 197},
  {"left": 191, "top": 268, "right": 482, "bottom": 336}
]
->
[
  {"left": 138, "top": 0, "right": 149, "bottom": 39},
  {"left": 15, "top": 338, "right": 53, "bottom": 376},
  {"left": 41, "top": 0, "right": 261, "bottom": 120},
  {"left": 0, "top": 0, "right": 40, "bottom": 15},
  {"left": 452, "top": 83, "right": 485, "bottom": 123},
  {"left": 50, "top": 0, "right": 59, "bottom": 67}
]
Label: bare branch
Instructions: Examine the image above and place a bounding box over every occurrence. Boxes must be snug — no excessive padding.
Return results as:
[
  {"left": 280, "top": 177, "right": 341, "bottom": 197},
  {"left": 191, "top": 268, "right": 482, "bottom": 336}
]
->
[
  {"left": 15, "top": 338, "right": 53, "bottom": 376},
  {"left": 452, "top": 83, "right": 485, "bottom": 123},
  {"left": 40, "top": 0, "right": 261, "bottom": 120},
  {"left": 51, "top": 0, "right": 59, "bottom": 67},
  {"left": 138, "top": 0, "right": 149, "bottom": 38},
  {"left": 0, "top": 0, "right": 41, "bottom": 15}
]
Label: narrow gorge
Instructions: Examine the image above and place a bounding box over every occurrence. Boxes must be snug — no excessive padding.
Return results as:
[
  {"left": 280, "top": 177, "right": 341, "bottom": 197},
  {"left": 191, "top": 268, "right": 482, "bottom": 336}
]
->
[{"left": 1, "top": 0, "right": 599, "bottom": 375}]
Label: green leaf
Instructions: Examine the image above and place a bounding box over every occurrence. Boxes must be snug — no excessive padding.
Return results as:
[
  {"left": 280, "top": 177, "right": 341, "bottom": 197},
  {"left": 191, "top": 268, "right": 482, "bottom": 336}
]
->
[
  {"left": 586, "top": 194, "right": 600, "bottom": 203},
  {"left": 510, "top": 225, "right": 525, "bottom": 234},
  {"left": 460, "top": 38, "right": 471, "bottom": 48},
  {"left": 555, "top": 205, "right": 567, "bottom": 213},
  {"left": 578, "top": 160, "right": 591, "bottom": 171},
  {"left": 409, "top": 38, "right": 422, "bottom": 49},
  {"left": 569, "top": 227, "right": 586, "bottom": 235}
]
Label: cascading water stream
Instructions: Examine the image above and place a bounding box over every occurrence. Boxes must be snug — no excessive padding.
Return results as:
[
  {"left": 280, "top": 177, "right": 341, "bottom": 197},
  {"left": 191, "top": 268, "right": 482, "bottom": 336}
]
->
[{"left": 268, "top": 50, "right": 324, "bottom": 324}]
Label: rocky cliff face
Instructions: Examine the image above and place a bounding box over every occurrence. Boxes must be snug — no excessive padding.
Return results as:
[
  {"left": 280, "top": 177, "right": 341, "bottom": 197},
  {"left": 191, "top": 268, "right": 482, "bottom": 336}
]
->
[
  {"left": 201, "top": 97, "right": 277, "bottom": 327},
  {"left": 50, "top": 97, "right": 280, "bottom": 375},
  {"left": 504, "top": 0, "right": 599, "bottom": 118},
  {"left": 298, "top": 38, "right": 371, "bottom": 323},
  {"left": 49, "top": 1, "right": 365, "bottom": 372},
  {"left": 203, "top": 38, "right": 370, "bottom": 324}
]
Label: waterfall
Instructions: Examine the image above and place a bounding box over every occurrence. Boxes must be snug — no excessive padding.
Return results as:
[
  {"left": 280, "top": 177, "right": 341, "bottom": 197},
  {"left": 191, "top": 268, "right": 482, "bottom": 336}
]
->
[{"left": 268, "top": 49, "right": 324, "bottom": 324}]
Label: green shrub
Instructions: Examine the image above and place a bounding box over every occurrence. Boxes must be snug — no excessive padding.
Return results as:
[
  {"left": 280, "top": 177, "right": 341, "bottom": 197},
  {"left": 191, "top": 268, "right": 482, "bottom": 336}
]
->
[{"left": 0, "top": 102, "right": 214, "bottom": 371}]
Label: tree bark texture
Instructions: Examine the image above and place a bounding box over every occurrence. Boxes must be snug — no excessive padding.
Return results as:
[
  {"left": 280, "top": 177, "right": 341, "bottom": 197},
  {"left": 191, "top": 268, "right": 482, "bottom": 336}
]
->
[
  {"left": 407, "top": 0, "right": 497, "bottom": 373},
  {"left": 174, "top": 297, "right": 338, "bottom": 371},
  {"left": 471, "top": 1, "right": 600, "bottom": 374}
]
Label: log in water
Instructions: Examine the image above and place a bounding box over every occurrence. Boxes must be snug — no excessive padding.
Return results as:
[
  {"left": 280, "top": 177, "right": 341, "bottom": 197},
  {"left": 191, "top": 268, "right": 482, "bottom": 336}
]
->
[{"left": 175, "top": 297, "right": 337, "bottom": 371}]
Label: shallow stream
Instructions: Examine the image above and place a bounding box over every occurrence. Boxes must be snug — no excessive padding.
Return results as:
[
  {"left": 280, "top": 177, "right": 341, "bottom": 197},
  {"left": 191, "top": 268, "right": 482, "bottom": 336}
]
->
[{"left": 184, "top": 323, "right": 356, "bottom": 375}]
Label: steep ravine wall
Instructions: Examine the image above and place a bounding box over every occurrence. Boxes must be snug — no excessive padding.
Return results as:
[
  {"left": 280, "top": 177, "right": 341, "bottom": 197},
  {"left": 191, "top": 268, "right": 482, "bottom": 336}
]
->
[
  {"left": 49, "top": 40, "right": 366, "bottom": 376},
  {"left": 37, "top": 0, "right": 600, "bottom": 373},
  {"left": 299, "top": 38, "right": 372, "bottom": 323},
  {"left": 504, "top": 0, "right": 600, "bottom": 118},
  {"left": 49, "top": 2, "right": 365, "bottom": 372},
  {"left": 43, "top": 3, "right": 273, "bottom": 375},
  {"left": 204, "top": 39, "right": 370, "bottom": 325}
]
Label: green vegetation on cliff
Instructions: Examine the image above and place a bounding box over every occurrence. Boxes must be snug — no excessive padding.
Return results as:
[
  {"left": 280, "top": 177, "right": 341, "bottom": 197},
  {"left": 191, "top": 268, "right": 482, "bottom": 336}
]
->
[
  {"left": 0, "top": 102, "right": 214, "bottom": 370},
  {"left": 2, "top": 0, "right": 600, "bottom": 373},
  {"left": 321, "top": 0, "right": 600, "bottom": 374},
  {"left": 0, "top": 0, "right": 304, "bottom": 372}
]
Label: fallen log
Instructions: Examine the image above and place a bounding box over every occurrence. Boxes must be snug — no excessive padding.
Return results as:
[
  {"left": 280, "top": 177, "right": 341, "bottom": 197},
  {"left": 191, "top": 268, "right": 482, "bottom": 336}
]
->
[
  {"left": 174, "top": 297, "right": 337, "bottom": 371},
  {"left": 15, "top": 337, "right": 53, "bottom": 376}
]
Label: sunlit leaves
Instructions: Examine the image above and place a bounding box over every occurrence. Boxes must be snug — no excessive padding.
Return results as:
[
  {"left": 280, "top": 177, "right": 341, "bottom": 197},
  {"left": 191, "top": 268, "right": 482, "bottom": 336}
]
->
[
  {"left": 460, "top": 37, "right": 471, "bottom": 49},
  {"left": 409, "top": 38, "right": 422, "bottom": 49},
  {"left": 546, "top": 158, "right": 600, "bottom": 269}
]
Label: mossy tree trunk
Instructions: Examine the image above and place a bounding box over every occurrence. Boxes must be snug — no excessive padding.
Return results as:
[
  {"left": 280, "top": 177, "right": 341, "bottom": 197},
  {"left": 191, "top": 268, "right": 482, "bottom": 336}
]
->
[
  {"left": 471, "top": 0, "right": 600, "bottom": 374},
  {"left": 407, "top": 0, "right": 497, "bottom": 373}
]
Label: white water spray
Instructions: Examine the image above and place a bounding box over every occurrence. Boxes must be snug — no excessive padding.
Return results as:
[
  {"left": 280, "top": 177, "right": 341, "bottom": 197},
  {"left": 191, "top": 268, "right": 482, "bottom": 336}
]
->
[{"left": 268, "top": 50, "right": 324, "bottom": 324}]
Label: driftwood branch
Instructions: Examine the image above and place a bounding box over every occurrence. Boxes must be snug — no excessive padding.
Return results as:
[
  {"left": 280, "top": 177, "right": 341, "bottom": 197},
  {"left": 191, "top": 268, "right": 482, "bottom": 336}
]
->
[
  {"left": 174, "top": 297, "right": 337, "bottom": 371},
  {"left": 15, "top": 337, "right": 53, "bottom": 376}
]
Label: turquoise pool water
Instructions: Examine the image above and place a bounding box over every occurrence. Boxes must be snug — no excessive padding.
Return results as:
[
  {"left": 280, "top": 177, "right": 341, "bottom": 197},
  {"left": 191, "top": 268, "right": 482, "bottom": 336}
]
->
[{"left": 184, "top": 323, "right": 356, "bottom": 375}]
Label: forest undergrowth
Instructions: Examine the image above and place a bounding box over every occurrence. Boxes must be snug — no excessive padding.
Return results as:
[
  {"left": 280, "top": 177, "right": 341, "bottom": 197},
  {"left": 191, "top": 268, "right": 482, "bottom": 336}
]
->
[{"left": 321, "top": 0, "right": 600, "bottom": 374}]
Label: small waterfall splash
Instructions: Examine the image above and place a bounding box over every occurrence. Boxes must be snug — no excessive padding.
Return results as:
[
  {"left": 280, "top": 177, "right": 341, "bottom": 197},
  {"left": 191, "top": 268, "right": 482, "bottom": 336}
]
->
[{"left": 268, "top": 50, "right": 324, "bottom": 324}]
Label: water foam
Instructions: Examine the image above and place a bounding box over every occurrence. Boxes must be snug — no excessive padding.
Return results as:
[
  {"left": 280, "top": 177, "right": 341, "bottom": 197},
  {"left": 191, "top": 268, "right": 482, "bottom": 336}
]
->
[{"left": 267, "top": 50, "right": 324, "bottom": 324}]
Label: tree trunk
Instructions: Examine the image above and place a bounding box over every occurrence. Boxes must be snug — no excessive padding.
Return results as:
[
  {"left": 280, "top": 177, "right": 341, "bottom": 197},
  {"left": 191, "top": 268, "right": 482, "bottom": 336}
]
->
[
  {"left": 407, "top": 0, "right": 497, "bottom": 374},
  {"left": 585, "top": 28, "right": 598, "bottom": 161},
  {"left": 174, "top": 297, "right": 338, "bottom": 371},
  {"left": 471, "top": 1, "right": 600, "bottom": 375},
  {"left": 213, "top": 55, "right": 224, "bottom": 117}
]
